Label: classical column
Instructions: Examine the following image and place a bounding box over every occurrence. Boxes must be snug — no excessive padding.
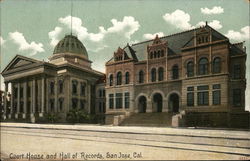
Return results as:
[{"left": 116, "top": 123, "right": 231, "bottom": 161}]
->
[
  {"left": 23, "top": 81, "right": 27, "bottom": 119},
  {"left": 15, "top": 82, "right": 20, "bottom": 119},
  {"left": 40, "top": 77, "right": 45, "bottom": 117},
  {"left": 3, "top": 82, "right": 8, "bottom": 119},
  {"left": 9, "top": 83, "right": 14, "bottom": 119}
]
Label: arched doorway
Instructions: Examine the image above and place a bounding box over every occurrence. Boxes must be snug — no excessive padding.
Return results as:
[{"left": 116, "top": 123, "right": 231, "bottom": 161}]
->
[
  {"left": 138, "top": 96, "right": 147, "bottom": 113},
  {"left": 169, "top": 93, "right": 179, "bottom": 113},
  {"left": 153, "top": 93, "right": 163, "bottom": 112}
]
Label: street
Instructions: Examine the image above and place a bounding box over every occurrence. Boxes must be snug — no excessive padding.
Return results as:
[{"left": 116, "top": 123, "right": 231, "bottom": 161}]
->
[{"left": 1, "top": 123, "right": 250, "bottom": 160}]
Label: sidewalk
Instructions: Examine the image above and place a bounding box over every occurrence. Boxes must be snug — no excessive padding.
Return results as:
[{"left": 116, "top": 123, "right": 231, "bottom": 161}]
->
[{"left": 1, "top": 122, "right": 249, "bottom": 140}]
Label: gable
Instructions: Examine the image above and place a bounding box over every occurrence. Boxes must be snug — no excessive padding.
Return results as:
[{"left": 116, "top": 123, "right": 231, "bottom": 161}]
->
[{"left": 1, "top": 55, "right": 42, "bottom": 74}]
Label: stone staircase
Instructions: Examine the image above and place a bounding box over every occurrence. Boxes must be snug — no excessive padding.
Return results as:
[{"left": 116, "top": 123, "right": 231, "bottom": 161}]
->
[{"left": 120, "top": 112, "right": 173, "bottom": 127}]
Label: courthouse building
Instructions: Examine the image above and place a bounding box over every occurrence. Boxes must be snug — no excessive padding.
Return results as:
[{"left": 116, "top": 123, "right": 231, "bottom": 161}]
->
[
  {"left": 105, "top": 24, "right": 248, "bottom": 127},
  {"left": 1, "top": 35, "right": 104, "bottom": 121}
]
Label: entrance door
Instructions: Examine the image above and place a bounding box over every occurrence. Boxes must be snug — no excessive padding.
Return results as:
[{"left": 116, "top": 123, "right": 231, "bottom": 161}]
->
[
  {"left": 169, "top": 93, "right": 179, "bottom": 113},
  {"left": 138, "top": 96, "right": 147, "bottom": 113},
  {"left": 153, "top": 93, "right": 163, "bottom": 112}
]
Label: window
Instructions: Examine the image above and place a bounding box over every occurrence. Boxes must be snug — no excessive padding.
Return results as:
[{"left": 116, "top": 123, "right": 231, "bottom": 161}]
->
[
  {"left": 116, "top": 72, "right": 122, "bottom": 85},
  {"left": 72, "top": 80, "right": 78, "bottom": 95},
  {"left": 27, "top": 86, "right": 31, "bottom": 97},
  {"left": 187, "top": 93, "right": 194, "bottom": 106},
  {"left": 59, "top": 80, "right": 63, "bottom": 93},
  {"left": 102, "top": 90, "right": 105, "bottom": 97},
  {"left": 233, "top": 89, "right": 241, "bottom": 107},
  {"left": 72, "top": 98, "right": 78, "bottom": 109},
  {"left": 99, "top": 89, "right": 102, "bottom": 97},
  {"left": 20, "top": 87, "right": 23, "bottom": 98},
  {"left": 187, "top": 61, "right": 194, "bottom": 77},
  {"left": 50, "top": 99, "right": 55, "bottom": 112},
  {"left": 233, "top": 64, "right": 241, "bottom": 79},
  {"left": 150, "top": 52, "right": 153, "bottom": 59},
  {"left": 158, "top": 67, "right": 164, "bottom": 81},
  {"left": 198, "top": 58, "right": 209, "bottom": 75},
  {"left": 157, "top": 50, "right": 160, "bottom": 58},
  {"left": 213, "top": 91, "right": 221, "bottom": 105},
  {"left": 187, "top": 86, "right": 194, "bottom": 106},
  {"left": 172, "top": 65, "right": 179, "bottom": 79},
  {"left": 151, "top": 68, "right": 156, "bottom": 82},
  {"left": 50, "top": 82, "right": 55, "bottom": 94},
  {"left": 139, "top": 70, "right": 144, "bottom": 83},
  {"left": 109, "top": 74, "right": 113, "bottom": 86},
  {"left": 161, "top": 50, "right": 164, "bottom": 57},
  {"left": 115, "top": 93, "right": 123, "bottom": 109},
  {"left": 80, "top": 100, "right": 85, "bottom": 110},
  {"left": 80, "top": 83, "right": 86, "bottom": 96},
  {"left": 99, "top": 102, "right": 102, "bottom": 112},
  {"left": 20, "top": 102, "right": 24, "bottom": 113},
  {"left": 125, "top": 92, "right": 130, "bottom": 109},
  {"left": 125, "top": 72, "right": 130, "bottom": 84},
  {"left": 197, "top": 85, "right": 209, "bottom": 106},
  {"left": 109, "top": 94, "right": 114, "bottom": 109},
  {"left": 212, "top": 57, "right": 221, "bottom": 74},
  {"left": 58, "top": 98, "right": 64, "bottom": 111}
]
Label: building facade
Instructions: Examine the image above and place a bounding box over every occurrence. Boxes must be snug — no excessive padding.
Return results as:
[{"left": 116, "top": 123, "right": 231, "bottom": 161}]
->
[
  {"left": 105, "top": 24, "right": 247, "bottom": 119},
  {"left": 1, "top": 35, "right": 104, "bottom": 122}
]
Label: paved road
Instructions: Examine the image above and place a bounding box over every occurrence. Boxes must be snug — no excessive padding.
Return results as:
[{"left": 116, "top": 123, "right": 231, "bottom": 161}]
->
[{"left": 1, "top": 123, "right": 250, "bottom": 160}]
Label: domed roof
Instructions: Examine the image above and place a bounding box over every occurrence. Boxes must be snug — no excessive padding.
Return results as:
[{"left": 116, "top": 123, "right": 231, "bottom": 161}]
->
[{"left": 53, "top": 35, "right": 88, "bottom": 58}]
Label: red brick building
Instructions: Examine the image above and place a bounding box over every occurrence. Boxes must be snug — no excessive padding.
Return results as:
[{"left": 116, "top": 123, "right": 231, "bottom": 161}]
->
[{"left": 105, "top": 24, "right": 248, "bottom": 127}]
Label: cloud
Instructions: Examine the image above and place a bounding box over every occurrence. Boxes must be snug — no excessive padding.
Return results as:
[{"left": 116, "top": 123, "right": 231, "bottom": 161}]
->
[
  {"left": 49, "top": 15, "right": 140, "bottom": 52},
  {"left": 163, "top": 10, "right": 194, "bottom": 30},
  {"left": 0, "top": 36, "right": 6, "bottom": 46},
  {"left": 201, "top": 6, "right": 224, "bottom": 15},
  {"left": 48, "top": 27, "right": 63, "bottom": 46},
  {"left": 196, "top": 20, "right": 222, "bottom": 30},
  {"left": 9, "top": 31, "right": 45, "bottom": 56},
  {"left": 143, "top": 32, "right": 164, "bottom": 40},
  {"left": 225, "top": 26, "right": 250, "bottom": 42}
]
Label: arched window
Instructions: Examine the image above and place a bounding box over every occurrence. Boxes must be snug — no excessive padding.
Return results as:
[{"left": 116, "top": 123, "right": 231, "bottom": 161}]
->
[
  {"left": 125, "top": 72, "right": 130, "bottom": 84},
  {"left": 187, "top": 61, "right": 194, "bottom": 77},
  {"left": 151, "top": 68, "right": 156, "bottom": 82},
  {"left": 172, "top": 65, "right": 179, "bottom": 79},
  {"left": 154, "top": 51, "right": 157, "bottom": 58},
  {"left": 109, "top": 74, "right": 113, "bottom": 86},
  {"left": 157, "top": 50, "right": 160, "bottom": 58},
  {"left": 212, "top": 57, "right": 221, "bottom": 74},
  {"left": 150, "top": 52, "right": 153, "bottom": 59},
  {"left": 198, "top": 58, "right": 209, "bottom": 75},
  {"left": 161, "top": 50, "right": 164, "bottom": 57},
  {"left": 116, "top": 72, "right": 122, "bottom": 85},
  {"left": 139, "top": 70, "right": 144, "bottom": 83},
  {"left": 158, "top": 67, "right": 164, "bottom": 81}
]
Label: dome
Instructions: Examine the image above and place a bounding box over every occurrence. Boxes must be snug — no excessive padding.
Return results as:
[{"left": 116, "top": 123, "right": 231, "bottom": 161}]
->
[{"left": 53, "top": 35, "right": 88, "bottom": 58}]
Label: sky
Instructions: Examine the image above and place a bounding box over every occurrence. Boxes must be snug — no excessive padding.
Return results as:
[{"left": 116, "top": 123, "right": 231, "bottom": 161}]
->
[{"left": 0, "top": 0, "right": 249, "bottom": 110}]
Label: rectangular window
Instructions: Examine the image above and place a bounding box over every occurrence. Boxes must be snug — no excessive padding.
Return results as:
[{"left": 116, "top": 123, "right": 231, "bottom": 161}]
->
[
  {"left": 80, "top": 83, "right": 85, "bottom": 96},
  {"left": 115, "top": 93, "right": 123, "bottom": 109},
  {"left": 187, "top": 92, "right": 194, "bottom": 106},
  {"left": 197, "top": 85, "right": 209, "bottom": 90},
  {"left": 213, "top": 84, "right": 221, "bottom": 89},
  {"left": 99, "top": 102, "right": 102, "bottom": 112},
  {"left": 72, "top": 80, "right": 78, "bottom": 95},
  {"left": 233, "top": 64, "right": 241, "bottom": 79},
  {"left": 233, "top": 89, "right": 241, "bottom": 107},
  {"left": 187, "top": 87, "right": 194, "bottom": 91},
  {"left": 99, "top": 90, "right": 102, "bottom": 97},
  {"left": 197, "top": 91, "right": 209, "bottom": 105},
  {"left": 20, "top": 87, "right": 23, "bottom": 98},
  {"left": 213, "top": 90, "right": 221, "bottom": 105},
  {"left": 125, "top": 92, "right": 130, "bottom": 109},
  {"left": 109, "top": 94, "right": 114, "bottom": 109}
]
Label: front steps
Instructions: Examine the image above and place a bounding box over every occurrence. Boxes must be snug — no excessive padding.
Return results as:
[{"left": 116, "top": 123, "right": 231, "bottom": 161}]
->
[{"left": 120, "top": 112, "right": 173, "bottom": 127}]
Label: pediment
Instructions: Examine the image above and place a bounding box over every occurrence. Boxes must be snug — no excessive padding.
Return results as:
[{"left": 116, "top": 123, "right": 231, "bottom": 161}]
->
[{"left": 1, "top": 55, "right": 42, "bottom": 74}]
